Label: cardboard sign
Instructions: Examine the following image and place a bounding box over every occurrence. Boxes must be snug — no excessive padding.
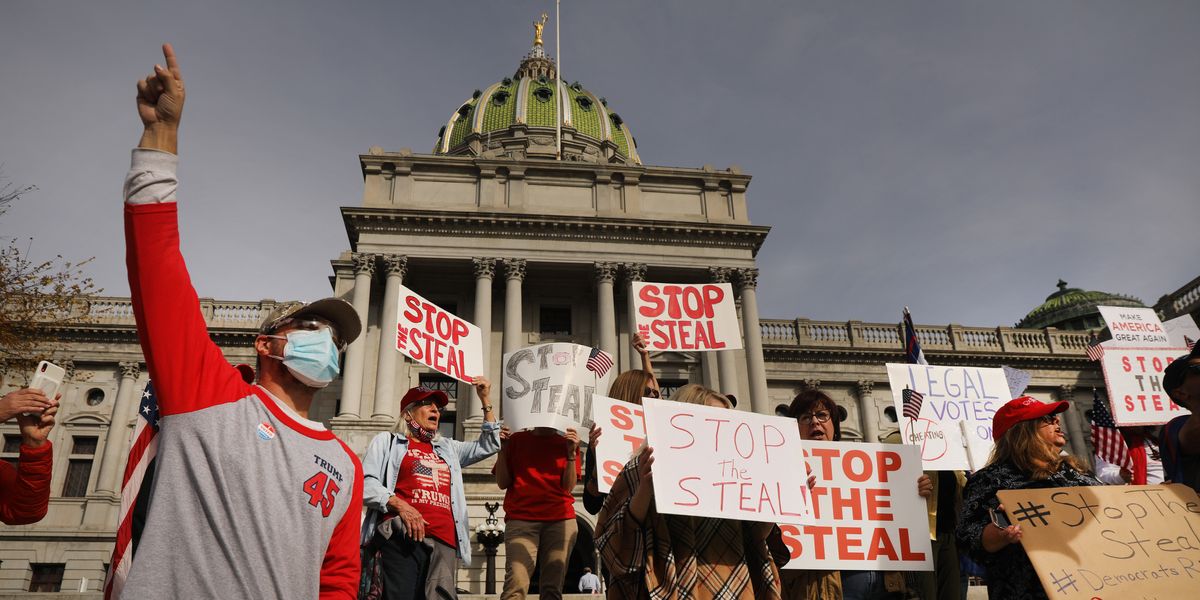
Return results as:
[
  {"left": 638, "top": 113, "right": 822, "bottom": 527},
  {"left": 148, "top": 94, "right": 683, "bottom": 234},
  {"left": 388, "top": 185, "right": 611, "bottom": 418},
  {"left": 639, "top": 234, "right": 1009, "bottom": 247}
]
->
[
  {"left": 501, "top": 343, "right": 614, "bottom": 433},
  {"left": 779, "top": 441, "right": 932, "bottom": 571},
  {"left": 1099, "top": 347, "right": 1191, "bottom": 426},
  {"left": 1098, "top": 306, "right": 1170, "bottom": 347},
  {"left": 395, "top": 285, "right": 483, "bottom": 383},
  {"left": 642, "top": 398, "right": 811, "bottom": 524},
  {"left": 996, "top": 484, "right": 1200, "bottom": 600},
  {"left": 633, "top": 282, "right": 743, "bottom": 351},
  {"left": 1163, "top": 314, "right": 1200, "bottom": 351},
  {"left": 885, "top": 364, "right": 1007, "bottom": 471},
  {"left": 591, "top": 395, "right": 647, "bottom": 494}
]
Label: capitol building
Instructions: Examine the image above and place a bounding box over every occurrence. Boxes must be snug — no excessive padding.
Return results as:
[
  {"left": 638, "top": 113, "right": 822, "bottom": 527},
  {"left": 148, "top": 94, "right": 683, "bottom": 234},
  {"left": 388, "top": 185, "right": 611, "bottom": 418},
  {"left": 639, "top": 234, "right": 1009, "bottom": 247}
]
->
[{"left": 2, "top": 26, "right": 1198, "bottom": 596}]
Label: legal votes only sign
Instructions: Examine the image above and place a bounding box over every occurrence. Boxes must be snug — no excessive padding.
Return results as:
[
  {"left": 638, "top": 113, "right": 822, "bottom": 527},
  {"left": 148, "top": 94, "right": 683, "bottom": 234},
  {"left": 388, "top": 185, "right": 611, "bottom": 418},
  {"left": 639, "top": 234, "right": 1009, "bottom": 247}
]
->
[
  {"left": 395, "top": 285, "right": 483, "bottom": 383},
  {"left": 633, "top": 282, "right": 742, "bottom": 352},
  {"left": 885, "top": 363, "right": 1006, "bottom": 471}
]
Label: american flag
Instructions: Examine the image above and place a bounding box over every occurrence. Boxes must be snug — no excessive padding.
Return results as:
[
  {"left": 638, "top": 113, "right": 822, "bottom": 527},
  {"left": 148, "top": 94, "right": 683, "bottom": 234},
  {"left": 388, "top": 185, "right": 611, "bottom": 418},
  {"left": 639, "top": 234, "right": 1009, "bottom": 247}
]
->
[
  {"left": 903, "top": 307, "right": 928, "bottom": 365},
  {"left": 1186, "top": 335, "right": 1196, "bottom": 351},
  {"left": 103, "top": 382, "right": 160, "bottom": 600},
  {"left": 1090, "top": 388, "right": 1133, "bottom": 472},
  {"left": 585, "top": 347, "right": 614, "bottom": 377},
  {"left": 902, "top": 388, "right": 924, "bottom": 421},
  {"left": 1086, "top": 336, "right": 1105, "bottom": 361}
]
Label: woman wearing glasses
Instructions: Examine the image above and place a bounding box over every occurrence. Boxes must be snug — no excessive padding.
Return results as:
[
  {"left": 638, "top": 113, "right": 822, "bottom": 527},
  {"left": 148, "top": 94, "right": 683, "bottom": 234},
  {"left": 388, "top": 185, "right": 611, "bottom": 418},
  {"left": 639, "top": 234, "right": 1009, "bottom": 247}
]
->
[{"left": 957, "top": 396, "right": 1099, "bottom": 600}]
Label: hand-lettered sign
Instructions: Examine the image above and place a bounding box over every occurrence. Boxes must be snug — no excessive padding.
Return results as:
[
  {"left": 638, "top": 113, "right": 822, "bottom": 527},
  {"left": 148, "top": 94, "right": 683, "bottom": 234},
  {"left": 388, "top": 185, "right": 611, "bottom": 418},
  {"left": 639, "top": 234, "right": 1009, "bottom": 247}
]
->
[
  {"left": 885, "top": 364, "right": 1007, "bottom": 471},
  {"left": 996, "top": 484, "right": 1200, "bottom": 600},
  {"left": 642, "top": 397, "right": 811, "bottom": 524},
  {"left": 779, "top": 441, "right": 932, "bottom": 571},
  {"left": 502, "top": 343, "right": 614, "bottom": 433},
  {"left": 396, "top": 285, "right": 483, "bottom": 383},
  {"left": 633, "top": 282, "right": 742, "bottom": 352},
  {"left": 1098, "top": 306, "right": 1170, "bottom": 347},
  {"left": 1099, "top": 347, "right": 1191, "bottom": 426},
  {"left": 591, "top": 395, "right": 646, "bottom": 494}
]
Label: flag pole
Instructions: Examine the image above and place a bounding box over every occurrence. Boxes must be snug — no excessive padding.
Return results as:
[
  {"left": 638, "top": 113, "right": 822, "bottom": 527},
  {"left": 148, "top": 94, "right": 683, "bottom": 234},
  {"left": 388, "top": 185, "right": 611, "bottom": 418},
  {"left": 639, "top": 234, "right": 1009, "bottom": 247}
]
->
[{"left": 555, "top": 0, "right": 562, "bottom": 160}]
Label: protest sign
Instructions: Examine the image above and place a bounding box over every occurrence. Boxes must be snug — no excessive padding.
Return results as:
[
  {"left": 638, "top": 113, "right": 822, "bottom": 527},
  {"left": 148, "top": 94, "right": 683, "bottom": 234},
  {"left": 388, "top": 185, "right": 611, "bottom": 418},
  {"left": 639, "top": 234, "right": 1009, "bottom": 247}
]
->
[
  {"left": 642, "top": 397, "right": 810, "bottom": 524},
  {"left": 395, "top": 285, "right": 483, "bottom": 383},
  {"left": 633, "top": 282, "right": 742, "bottom": 352},
  {"left": 779, "top": 441, "right": 932, "bottom": 571},
  {"left": 501, "top": 343, "right": 614, "bottom": 433},
  {"left": 1098, "top": 306, "right": 1170, "bottom": 347},
  {"left": 590, "top": 395, "right": 646, "bottom": 494},
  {"left": 1163, "top": 314, "right": 1200, "bottom": 351},
  {"left": 1099, "top": 347, "right": 1191, "bottom": 426},
  {"left": 996, "top": 484, "right": 1200, "bottom": 600},
  {"left": 885, "top": 363, "right": 1006, "bottom": 471}
]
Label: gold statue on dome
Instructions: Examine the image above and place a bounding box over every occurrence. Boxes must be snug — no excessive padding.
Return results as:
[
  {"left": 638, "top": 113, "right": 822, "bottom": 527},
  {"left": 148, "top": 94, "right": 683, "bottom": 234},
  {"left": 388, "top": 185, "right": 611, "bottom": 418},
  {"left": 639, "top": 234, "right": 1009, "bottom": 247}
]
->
[{"left": 533, "top": 13, "right": 548, "bottom": 46}]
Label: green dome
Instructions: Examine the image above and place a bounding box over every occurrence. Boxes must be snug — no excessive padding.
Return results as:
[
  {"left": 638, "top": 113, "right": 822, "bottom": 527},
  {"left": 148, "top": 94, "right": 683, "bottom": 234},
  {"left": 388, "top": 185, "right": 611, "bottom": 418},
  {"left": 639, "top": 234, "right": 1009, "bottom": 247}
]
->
[
  {"left": 433, "top": 39, "right": 641, "bottom": 165},
  {"left": 1016, "top": 280, "right": 1145, "bottom": 330}
]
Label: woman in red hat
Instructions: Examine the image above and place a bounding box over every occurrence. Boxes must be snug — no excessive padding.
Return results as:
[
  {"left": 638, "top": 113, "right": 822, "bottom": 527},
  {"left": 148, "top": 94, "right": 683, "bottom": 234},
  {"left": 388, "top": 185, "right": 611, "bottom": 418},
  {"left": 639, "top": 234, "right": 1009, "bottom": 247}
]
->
[{"left": 956, "top": 396, "right": 1099, "bottom": 599}]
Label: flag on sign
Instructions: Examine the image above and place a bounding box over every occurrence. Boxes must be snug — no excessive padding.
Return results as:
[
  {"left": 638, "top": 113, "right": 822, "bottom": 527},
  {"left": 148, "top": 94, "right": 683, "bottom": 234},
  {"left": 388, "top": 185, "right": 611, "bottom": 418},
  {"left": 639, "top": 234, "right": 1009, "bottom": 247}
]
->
[
  {"left": 1086, "top": 336, "right": 1105, "bottom": 361},
  {"left": 902, "top": 388, "right": 924, "bottom": 421},
  {"left": 1089, "top": 388, "right": 1133, "bottom": 472},
  {"left": 104, "top": 381, "right": 161, "bottom": 600},
  {"left": 1186, "top": 335, "right": 1196, "bottom": 351},
  {"left": 585, "top": 347, "right": 614, "bottom": 377},
  {"left": 903, "top": 307, "right": 928, "bottom": 365}
]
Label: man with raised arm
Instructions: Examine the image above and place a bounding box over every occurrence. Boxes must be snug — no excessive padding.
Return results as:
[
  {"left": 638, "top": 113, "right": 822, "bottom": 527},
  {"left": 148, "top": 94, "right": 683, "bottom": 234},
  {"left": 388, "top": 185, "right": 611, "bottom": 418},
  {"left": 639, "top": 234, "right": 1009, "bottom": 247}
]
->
[{"left": 115, "top": 43, "right": 363, "bottom": 599}]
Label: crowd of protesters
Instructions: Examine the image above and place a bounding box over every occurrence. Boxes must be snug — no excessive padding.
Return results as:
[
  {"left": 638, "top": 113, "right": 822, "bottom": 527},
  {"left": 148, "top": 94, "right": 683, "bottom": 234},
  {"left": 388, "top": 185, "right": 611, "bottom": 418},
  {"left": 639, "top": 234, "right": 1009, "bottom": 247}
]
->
[{"left": 5, "top": 42, "right": 1200, "bottom": 600}]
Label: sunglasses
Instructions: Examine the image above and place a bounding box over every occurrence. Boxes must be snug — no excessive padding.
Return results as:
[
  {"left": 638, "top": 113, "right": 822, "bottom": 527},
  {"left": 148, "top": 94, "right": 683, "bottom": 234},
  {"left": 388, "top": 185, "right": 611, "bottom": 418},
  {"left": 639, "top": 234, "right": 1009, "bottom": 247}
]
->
[
  {"left": 644, "top": 387, "right": 661, "bottom": 399},
  {"left": 1038, "top": 415, "right": 1061, "bottom": 427}
]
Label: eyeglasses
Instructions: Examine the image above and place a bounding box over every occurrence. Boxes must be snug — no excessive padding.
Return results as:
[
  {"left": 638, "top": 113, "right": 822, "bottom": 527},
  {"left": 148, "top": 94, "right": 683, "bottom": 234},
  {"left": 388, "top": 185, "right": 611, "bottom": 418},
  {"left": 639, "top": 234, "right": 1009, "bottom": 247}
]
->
[
  {"left": 1038, "top": 415, "right": 1060, "bottom": 427},
  {"left": 269, "top": 317, "right": 345, "bottom": 350},
  {"left": 644, "top": 387, "right": 661, "bottom": 399},
  {"left": 798, "top": 411, "right": 832, "bottom": 424}
]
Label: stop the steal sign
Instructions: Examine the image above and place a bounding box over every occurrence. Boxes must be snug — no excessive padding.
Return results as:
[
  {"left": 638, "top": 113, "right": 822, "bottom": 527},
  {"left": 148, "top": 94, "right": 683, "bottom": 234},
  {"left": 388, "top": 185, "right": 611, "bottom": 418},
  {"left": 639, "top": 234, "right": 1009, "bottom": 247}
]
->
[{"left": 633, "top": 282, "right": 742, "bottom": 352}]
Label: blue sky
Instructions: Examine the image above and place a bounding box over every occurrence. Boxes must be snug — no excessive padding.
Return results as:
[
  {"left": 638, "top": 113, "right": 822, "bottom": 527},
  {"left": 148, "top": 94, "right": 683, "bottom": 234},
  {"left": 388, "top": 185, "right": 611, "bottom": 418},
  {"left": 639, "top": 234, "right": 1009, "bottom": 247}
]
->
[{"left": 2, "top": 1, "right": 1197, "bottom": 327}]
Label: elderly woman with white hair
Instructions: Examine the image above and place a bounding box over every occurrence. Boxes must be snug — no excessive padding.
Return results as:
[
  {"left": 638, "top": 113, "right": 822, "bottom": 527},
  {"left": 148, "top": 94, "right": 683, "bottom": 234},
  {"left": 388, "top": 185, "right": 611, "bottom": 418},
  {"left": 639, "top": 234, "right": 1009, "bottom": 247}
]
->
[{"left": 360, "top": 377, "right": 500, "bottom": 600}]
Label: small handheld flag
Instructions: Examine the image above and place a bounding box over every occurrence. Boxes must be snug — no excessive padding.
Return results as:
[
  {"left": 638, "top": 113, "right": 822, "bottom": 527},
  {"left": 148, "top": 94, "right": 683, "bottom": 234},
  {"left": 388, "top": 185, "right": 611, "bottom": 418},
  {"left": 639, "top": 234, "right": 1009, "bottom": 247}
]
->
[
  {"left": 902, "top": 388, "right": 925, "bottom": 421},
  {"left": 585, "top": 347, "right": 614, "bottom": 377}
]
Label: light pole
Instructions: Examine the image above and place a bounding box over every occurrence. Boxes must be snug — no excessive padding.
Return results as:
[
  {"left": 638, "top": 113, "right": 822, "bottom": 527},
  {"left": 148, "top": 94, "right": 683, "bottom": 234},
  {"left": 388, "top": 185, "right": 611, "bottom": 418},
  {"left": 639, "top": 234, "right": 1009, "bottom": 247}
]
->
[{"left": 474, "top": 502, "right": 505, "bottom": 594}]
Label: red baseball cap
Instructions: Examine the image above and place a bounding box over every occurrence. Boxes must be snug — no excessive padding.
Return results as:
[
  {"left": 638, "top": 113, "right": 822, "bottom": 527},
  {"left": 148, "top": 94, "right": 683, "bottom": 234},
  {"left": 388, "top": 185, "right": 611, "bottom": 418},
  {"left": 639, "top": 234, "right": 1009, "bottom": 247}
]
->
[
  {"left": 992, "top": 395, "right": 1069, "bottom": 440},
  {"left": 400, "top": 386, "right": 449, "bottom": 413}
]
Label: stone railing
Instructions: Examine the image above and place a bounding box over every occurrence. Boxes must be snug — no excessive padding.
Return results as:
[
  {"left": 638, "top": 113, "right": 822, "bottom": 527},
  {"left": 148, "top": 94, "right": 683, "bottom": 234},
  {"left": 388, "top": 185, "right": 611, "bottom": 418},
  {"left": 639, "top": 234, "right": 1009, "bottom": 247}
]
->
[
  {"left": 72, "top": 296, "right": 283, "bottom": 330},
  {"left": 761, "top": 318, "right": 1093, "bottom": 357},
  {"left": 1155, "top": 275, "right": 1200, "bottom": 319}
]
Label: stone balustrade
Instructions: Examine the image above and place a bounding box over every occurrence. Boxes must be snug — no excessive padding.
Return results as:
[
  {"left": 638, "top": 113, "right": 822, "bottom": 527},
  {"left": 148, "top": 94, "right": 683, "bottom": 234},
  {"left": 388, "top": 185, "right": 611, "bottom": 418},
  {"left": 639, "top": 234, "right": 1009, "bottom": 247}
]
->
[
  {"left": 761, "top": 318, "right": 1093, "bottom": 357},
  {"left": 69, "top": 296, "right": 280, "bottom": 330}
]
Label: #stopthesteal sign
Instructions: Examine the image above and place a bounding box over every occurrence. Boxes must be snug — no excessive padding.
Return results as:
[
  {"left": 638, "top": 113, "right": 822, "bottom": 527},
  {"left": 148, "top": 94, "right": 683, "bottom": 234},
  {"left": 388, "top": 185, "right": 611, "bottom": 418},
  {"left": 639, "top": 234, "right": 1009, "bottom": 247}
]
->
[
  {"left": 780, "top": 441, "right": 932, "bottom": 571},
  {"left": 642, "top": 398, "right": 811, "bottom": 524},
  {"left": 885, "top": 363, "right": 1006, "bottom": 471},
  {"left": 396, "top": 285, "right": 483, "bottom": 383},
  {"left": 633, "top": 282, "right": 742, "bottom": 352},
  {"left": 502, "top": 343, "right": 614, "bottom": 433},
  {"left": 996, "top": 484, "right": 1200, "bottom": 600}
]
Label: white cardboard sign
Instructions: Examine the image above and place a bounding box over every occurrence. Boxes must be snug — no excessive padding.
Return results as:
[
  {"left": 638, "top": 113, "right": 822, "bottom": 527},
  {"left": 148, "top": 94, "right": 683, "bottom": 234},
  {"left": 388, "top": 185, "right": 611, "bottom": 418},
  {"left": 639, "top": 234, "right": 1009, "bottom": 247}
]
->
[
  {"left": 642, "top": 397, "right": 811, "bottom": 524},
  {"left": 885, "top": 364, "right": 1007, "bottom": 471},
  {"left": 1098, "top": 306, "right": 1170, "bottom": 347},
  {"left": 1099, "top": 347, "right": 1191, "bottom": 426},
  {"left": 396, "top": 285, "right": 483, "bottom": 383},
  {"left": 1163, "top": 314, "right": 1200, "bottom": 351},
  {"left": 780, "top": 441, "right": 932, "bottom": 572},
  {"left": 633, "top": 282, "right": 743, "bottom": 352},
  {"left": 590, "top": 395, "right": 647, "bottom": 494},
  {"left": 501, "top": 343, "right": 614, "bottom": 433}
]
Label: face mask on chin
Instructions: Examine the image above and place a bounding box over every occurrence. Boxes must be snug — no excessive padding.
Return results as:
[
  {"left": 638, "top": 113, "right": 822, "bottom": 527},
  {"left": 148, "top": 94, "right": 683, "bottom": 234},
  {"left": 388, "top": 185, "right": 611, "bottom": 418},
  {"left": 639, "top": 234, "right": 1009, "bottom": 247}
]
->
[{"left": 267, "top": 328, "right": 341, "bottom": 388}]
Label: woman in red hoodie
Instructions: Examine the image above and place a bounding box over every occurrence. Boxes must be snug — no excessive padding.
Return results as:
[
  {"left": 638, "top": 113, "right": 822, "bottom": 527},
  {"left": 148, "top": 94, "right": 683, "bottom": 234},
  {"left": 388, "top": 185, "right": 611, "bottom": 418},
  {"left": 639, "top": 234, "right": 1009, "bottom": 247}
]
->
[{"left": 0, "top": 387, "right": 58, "bottom": 525}]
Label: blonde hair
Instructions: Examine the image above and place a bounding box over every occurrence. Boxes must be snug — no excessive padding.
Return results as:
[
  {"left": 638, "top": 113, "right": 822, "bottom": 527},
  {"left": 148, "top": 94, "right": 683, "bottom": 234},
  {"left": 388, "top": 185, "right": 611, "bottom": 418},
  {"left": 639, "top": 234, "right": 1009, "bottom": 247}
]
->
[
  {"left": 987, "top": 418, "right": 1084, "bottom": 480},
  {"left": 608, "top": 369, "right": 656, "bottom": 405},
  {"left": 670, "top": 383, "right": 731, "bottom": 408}
]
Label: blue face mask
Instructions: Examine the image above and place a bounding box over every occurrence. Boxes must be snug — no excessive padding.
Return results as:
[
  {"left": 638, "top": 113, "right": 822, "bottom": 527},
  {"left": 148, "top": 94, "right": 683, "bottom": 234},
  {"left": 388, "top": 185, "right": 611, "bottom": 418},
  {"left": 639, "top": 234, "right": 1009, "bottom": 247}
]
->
[{"left": 268, "top": 328, "right": 341, "bottom": 388}]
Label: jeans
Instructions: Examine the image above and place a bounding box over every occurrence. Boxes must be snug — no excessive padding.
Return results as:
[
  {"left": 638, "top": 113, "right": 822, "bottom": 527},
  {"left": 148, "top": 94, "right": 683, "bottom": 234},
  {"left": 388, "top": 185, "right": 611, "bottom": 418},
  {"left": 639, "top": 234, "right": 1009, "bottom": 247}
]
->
[{"left": 841, "top": 570, "right": 896, "bottom": 600}]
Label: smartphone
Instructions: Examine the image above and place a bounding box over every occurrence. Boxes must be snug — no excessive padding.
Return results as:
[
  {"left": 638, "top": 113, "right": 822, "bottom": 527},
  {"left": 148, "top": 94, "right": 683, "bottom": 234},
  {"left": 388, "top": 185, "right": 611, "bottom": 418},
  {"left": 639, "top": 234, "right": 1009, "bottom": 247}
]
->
[
  {"left": 989, "top": 506, "right": 1012, "bottom": 529},
  {"left": 27, "top": 361, "right": 65, "bottom": 414}
]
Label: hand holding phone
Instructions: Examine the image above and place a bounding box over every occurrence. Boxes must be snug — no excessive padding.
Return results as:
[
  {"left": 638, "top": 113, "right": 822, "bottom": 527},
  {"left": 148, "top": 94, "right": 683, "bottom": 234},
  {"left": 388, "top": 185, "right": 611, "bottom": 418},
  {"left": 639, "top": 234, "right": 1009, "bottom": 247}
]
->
[
  {"left": 989, "top": 506, "right": 1012, "bottom": 529},
  {"left": 25, "top": 361, "right": 65, "bottom": 416}
]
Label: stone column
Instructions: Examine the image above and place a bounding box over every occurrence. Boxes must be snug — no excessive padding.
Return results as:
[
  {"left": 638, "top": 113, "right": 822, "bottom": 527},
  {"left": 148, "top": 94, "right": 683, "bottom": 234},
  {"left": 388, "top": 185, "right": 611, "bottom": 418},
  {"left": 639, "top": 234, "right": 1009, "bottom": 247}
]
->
[
  {"left": 1059, "top": 385, "right": 1088, "bottom": 460},
  {"left": 857, "top": 380, "right": 881, "bottom": 443},
  {"left": 502, "top": 259, "right": 527, "bottom": 355},
  {"left": 622, "top": 263, "right": 647, "bottom": 371},
  {"left": 337, "top": 253, "right": 375, "bottom": 418},
  {"left": 594, "top": 262, "right": 618, "bottom": 358},
  {"left": 372, "top": 255, "right": 407, "bottom": 421},
  {"left": 735, "top": 268, "right": 769, "bottom": 414},
  {"left": 467, "top": 258, "right": 496, "bottom": 421},
  {"left": 710, "top": 268, "right": 739, "bottom": 397},
  {"left": 95, "top": 362, "right": 141, "bottom": 495}
]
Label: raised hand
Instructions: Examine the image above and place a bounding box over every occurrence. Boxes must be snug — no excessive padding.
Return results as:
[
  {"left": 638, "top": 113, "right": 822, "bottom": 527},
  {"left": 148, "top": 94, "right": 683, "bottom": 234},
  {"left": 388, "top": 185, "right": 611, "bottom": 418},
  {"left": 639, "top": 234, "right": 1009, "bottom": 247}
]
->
[
  {"left": 136, "top": 43, "right": 184, "bottom": 153},
  {"left": 632, "top": 332, "right": 650, "bottom": 356},
  {"left": 17, "top": 404, "right": 58, "bottom": 448},
  {"left": 564, "top": 427, "right": 580, "bottom": 453},
  {"left": 0, "top": 388, "right": 54, "bottom": 423},
  {"left": 472, "top": 376, "right": 492, "bottom": 404},
  {"left": 588, "top": 422, "right": 602, "bottom": 449}
]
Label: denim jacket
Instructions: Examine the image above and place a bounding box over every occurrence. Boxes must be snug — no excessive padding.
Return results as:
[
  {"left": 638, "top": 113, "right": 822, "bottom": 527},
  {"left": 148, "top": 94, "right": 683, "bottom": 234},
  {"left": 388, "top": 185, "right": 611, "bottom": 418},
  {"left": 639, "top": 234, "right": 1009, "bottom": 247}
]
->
[{"left": 359, "top": 421, "right": 501, "bottom": 566}]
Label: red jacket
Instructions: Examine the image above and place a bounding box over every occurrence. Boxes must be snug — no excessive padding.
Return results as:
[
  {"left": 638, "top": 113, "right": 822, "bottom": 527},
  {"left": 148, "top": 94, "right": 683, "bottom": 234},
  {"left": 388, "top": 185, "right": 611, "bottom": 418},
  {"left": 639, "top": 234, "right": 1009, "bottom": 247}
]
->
[{"left": 0, "top": 441, "right": 53, "bottom": 525}]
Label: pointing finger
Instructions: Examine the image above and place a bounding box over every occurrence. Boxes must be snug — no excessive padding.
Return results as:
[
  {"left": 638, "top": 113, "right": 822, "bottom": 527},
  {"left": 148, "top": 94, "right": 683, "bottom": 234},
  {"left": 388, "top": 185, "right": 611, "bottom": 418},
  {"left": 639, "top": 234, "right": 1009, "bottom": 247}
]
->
[{"left": 162, "top": 43, "right": 183, "bottom": 83}]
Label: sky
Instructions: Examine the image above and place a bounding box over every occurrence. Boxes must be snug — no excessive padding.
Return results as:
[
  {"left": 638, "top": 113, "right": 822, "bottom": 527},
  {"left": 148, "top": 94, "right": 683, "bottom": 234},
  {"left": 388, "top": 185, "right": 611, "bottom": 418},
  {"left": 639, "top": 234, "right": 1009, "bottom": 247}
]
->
[{"left": 2, "top": 1, "right": 1197, "bottom": 328}]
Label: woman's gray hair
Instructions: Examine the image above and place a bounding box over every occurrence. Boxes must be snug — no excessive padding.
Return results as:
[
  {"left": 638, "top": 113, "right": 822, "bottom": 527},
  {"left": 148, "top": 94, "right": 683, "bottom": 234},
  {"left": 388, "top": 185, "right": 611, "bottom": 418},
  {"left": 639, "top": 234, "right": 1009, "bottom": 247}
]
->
[{"left": 395, "top": 406, "right": 443, "bottom": 441}]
